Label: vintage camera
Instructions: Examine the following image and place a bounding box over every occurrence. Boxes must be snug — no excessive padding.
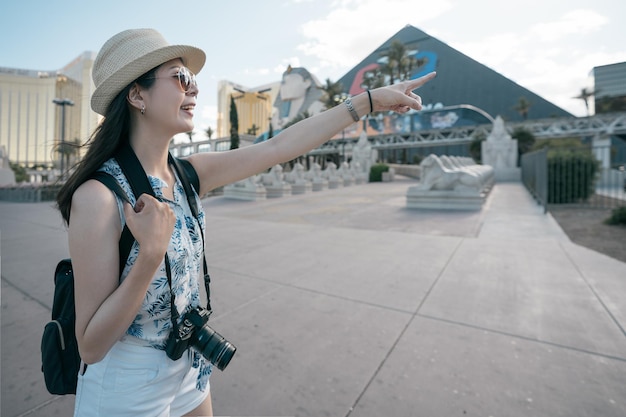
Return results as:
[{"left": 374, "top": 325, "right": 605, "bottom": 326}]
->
[{"left": 165, "top": 307, "right": 236, "bottom": 371}]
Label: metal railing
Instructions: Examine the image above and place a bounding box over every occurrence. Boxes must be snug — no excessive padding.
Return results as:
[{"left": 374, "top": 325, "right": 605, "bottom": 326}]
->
[
  {"left": 522, "top": 144, "right": 626, "bottom": 211},
  {"left": 521, "top": 148, "right": 548, "bottom": 212}
]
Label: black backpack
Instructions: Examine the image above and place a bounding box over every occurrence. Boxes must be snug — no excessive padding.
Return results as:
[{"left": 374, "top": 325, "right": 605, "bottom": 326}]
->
[{"left": 41, "top": 152, "right": 204, "bottom": 395}]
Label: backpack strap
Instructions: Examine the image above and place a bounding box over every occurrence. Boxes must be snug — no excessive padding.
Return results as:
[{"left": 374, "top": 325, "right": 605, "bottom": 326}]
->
[
  {"left": 169, "top": 155, "right": 212, "bottom": 312},
  {"left": 90, "top": 171, "right": 135, "bottom": 275},
  {"left": 172, "top": 157, "right": 200, "bottom": 200},
  {"left": 115, "top": 144, "right": 155, "bottom": 199}
]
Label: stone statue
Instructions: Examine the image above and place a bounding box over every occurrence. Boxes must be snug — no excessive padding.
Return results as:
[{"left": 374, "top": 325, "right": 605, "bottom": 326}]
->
[
  {"left": 224, "top": 175, "right": 266, "bottom": 201},
  {"left": 481, "top": 116, "right": 521, "bottom": 181},
  {"left": 261, "top": 164, "right": 291, "bottom": 197},
  {"left": 418, "top": 154, "right": 481, "bottom": 191},
  {"left": 351, "top": 131, "right": 377, "bottom": 177},
  {"left": 284, "top": 162, "right": 312, "bottom": 194},
  {"left": 407, "top": 154, "right": 493, "bottom": 210},
  {"left": 305, "top": 162, "right": 328, "bottom": 191},
  {"left": 350, "top": 160, "right": 367, "bottom": 184},
  {"left": 482, "top": 116, "right": 517, "bottom": 170},
  {"left": 322, "top": 162, "right": 341, "bottom": 189},
  {"left": 0, "top": 145, "right": 16, "bottom": 185},
  {"left": 337, "top": 161, "right": 354, "bottom": 186},
  {"left": 0, "top": 145, "right": 8, "bottom": 169},
  {"left": 271, "top": 66, "right": 325, "bottom": 131}
]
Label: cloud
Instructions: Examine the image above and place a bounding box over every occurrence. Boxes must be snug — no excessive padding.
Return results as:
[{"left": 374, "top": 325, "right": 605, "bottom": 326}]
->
[
  {"left": 296, "top": 0, "right": 453, "bottom": 77},
  {"left": 448, "top": 8, "right": 621, "bottom": 116},
  {"left": 242, "top": 68, "right": 271, "bottom": 76},
  {"left": 530, "top": 9, "right": 608, "bottom": 42},
  {"left": 274, "top": 57, "right": 302, "bottom": 74}
]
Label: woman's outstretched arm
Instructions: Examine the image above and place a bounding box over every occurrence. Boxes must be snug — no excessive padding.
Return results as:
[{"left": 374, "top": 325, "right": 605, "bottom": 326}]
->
[{"left": 188, "top": 72, "right": 436, "bottom": 195}]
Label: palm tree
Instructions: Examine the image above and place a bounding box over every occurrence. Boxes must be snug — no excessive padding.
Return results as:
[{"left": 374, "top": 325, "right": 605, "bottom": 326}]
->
[
  {"left": 362, "top": 40, "right": 425, "bottom": 90},
  {"left": 229, "top": 96, "right": 240, "bottom": 150},
  {"left": 282, "top": 111, "right": 311, "bottom": 130},
  {"left": 247, "top": 124, "right": 260, "bottom": 135},
  {"left": 515, "top": 97, "right": 531, "bottom": 120},
  {"left": 205, "top": 126, "right": 214, "bottom": 140},
  {"left": 574, "top": 88, "right": 596, "bottom": 116},
  {"left": 267, "top": 117, "right": 274, "bottom": 140},
  {"left": 320, "top": 78, "right": 346, "bottom": 110},
  {"left": 186, "top": 131, "right": 195, "bottom": 142},
  {"left": 381, "top": 41, "right": 418, "bottom": 84},
  {"left": 512, "top": 127, "right": 535, "bottom": 164}
]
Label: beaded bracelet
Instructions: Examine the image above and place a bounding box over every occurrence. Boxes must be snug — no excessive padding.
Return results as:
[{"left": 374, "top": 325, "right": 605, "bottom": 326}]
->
[{"left": 344, "top": 97, "right": 360, "bottom": 122}]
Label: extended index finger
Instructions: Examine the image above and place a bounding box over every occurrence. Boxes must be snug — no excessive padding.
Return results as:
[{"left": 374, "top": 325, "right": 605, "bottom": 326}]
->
[{"left": 407, "top": 71, "right": 437, "bottom": 91}]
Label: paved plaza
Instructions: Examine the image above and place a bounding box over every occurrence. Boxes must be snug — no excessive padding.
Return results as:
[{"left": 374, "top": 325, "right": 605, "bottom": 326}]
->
[{"left": 1, "top": 178, "right": 625, "bottom": 416}]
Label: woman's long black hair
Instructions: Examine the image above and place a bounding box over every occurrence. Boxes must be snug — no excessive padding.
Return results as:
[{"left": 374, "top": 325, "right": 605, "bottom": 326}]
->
[{"left": 56, "top": 67, "right": 159, "bottom": 224}]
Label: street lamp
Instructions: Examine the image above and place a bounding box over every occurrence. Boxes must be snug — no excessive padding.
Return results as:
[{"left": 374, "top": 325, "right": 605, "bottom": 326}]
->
[{"left": 52, "top": 98, "right": 74, "bottom": 179}]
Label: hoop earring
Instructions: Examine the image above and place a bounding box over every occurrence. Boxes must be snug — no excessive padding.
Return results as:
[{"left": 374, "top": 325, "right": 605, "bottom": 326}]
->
[{"left": 141, "top": 105, "right": 145, "bottom": 115}]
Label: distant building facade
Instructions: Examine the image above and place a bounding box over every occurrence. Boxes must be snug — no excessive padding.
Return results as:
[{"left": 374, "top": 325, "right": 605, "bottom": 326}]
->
[
  {"left": 0, "top": 52, "right": 97, "bottom": 178},
  {"left": 217, "top": 65, "right": 326, "bottom": 142},
  {"left": 594, "top": 62, "right": 626, "bottom": 114},
  {"left": 216, "top": 80, "right": 277, "bottom": 139}
]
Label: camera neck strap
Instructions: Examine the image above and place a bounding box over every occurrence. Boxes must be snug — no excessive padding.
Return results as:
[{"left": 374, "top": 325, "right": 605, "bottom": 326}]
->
[{"left": 114, "top": 144, "right": 211, "bottom": 336}]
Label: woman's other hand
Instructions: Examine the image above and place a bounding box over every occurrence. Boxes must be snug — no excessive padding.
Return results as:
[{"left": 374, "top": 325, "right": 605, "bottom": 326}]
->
[{"left": 123, "top": 194, "right": 176, "bottom": 260}]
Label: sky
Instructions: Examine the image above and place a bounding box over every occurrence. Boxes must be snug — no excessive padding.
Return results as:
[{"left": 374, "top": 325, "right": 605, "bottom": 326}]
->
[{"left": 1, "top": 0, "right": 625, "bottom": 141}]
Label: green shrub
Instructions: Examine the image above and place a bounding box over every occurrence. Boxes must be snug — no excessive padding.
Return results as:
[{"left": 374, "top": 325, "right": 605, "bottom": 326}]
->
[
  {"left": 369, "top": 163, "right": 389, "bottom": 182},
  {"left": 604, "top": 207, "right": 626, "bottom": 226},
  {"left": 547, "top": 150, "right": 599, "bottom": 204},
  {"left": 9, "top": 162, "right": 28, "bottom": 183}
]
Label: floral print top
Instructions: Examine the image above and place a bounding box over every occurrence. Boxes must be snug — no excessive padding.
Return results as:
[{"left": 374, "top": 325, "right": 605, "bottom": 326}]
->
[{"left": 99, "top": 158, "right": 212, "bottom": 391}]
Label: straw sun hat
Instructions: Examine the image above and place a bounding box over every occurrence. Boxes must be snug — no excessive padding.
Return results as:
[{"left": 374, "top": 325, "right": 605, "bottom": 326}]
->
[{"left": 91, "top": 28, "right": 206, "bottom": 115}]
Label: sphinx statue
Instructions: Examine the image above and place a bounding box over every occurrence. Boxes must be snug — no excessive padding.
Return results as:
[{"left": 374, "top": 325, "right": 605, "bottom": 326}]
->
[
  {"left": 284, "top": 162, "right": 312, "bottom": 194},
  {"left": 305, "top": 162, "right": 328, "bottom": 191}
]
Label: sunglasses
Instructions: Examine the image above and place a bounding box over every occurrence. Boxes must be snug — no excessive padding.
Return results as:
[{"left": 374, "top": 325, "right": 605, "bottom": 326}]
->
[{"left": 146, "top": 66, "right": 197, "bottom": 92}]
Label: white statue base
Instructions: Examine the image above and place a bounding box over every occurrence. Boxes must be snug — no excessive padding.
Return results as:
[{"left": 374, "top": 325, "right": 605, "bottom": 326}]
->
[
  {"left": 328, "top": 178, "right": 341, "bottom": 189},
  {"left": 406, "top": 188, "right": 485, "bottom": 210},
  {"left": 289, "top": 181, "right": 312, "bottom": 195},
  {"left": 224, "top": 179, "right": 267, "bottom": 201},
  {"left": 310, "top": 178, "right": 328, "bottom": 191},
  {"left": 265, "top": 184, "right": 291, "bottom": 198},
  {"left": 353, "top": 174, "right": 367, "bottom": 185},
  {"left": 495, "top": 167, "right": 521, "bottom": 182}
]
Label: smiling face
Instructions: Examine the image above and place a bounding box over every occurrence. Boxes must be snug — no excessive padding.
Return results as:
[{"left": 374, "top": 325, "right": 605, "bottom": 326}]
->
[{"left": 138, "top": 58, "right": 199, "bottom": 137}]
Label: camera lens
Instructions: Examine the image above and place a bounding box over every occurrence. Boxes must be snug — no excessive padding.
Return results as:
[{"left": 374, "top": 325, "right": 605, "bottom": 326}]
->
[{"left": 194, "top": 325, "right": 237, "bottom": 371}]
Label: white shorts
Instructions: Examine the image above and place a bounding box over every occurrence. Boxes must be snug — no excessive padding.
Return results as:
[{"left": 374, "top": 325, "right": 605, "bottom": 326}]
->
[{"left": 73, "top": 341, "right": 210, "bottom": 417}]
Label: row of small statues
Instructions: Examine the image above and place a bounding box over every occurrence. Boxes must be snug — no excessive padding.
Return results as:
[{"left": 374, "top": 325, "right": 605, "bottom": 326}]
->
[{"left": 224, "top": 161, "right": 369, "bottom": 200}]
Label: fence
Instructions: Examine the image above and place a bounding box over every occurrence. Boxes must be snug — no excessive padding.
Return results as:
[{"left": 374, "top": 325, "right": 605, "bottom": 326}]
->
[
  {"left": 521, "top": 148, "right": 548, "bottom": 212},
  {"left": 0, "top": 183, "right": 62, "bottom": 202},
  {"left": 521, "top": 143, "right": 626, "bottom": 211}
]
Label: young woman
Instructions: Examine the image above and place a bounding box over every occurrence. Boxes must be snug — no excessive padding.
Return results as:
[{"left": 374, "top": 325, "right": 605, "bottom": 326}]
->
[{"left": 56, "top": 28, "right": 435, "bottom": 417}]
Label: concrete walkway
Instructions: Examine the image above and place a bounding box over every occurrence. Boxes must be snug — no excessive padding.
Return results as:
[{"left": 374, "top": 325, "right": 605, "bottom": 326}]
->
[{"left": 1, "top": 179, "right": 625, "bottom": 417}]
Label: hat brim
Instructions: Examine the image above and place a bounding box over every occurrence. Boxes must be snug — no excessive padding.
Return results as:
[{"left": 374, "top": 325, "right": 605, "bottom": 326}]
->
[{"left": 91, "top": 44, "right": 206, "bottom": 115}]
